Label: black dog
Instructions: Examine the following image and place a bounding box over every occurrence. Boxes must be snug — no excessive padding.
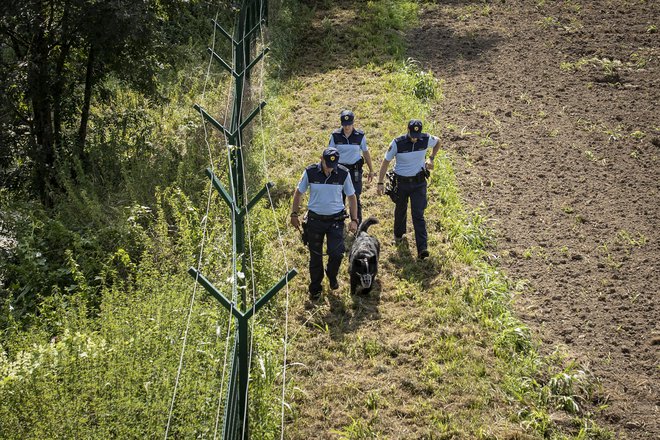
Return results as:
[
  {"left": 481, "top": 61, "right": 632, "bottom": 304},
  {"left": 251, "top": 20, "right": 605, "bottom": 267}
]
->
[{"left": 348, "top": 217, "right": 380, "bottom": 295}]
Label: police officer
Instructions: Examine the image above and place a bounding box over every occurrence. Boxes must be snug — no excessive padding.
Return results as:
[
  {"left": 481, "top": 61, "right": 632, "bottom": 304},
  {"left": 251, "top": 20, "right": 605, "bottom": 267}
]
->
[
  {"left": 329, "top": 110, "right": 375, "bottom": 224},
  {"left": 376, "top": 119, "right": 440, "bottom": 260},
  {"left": 291, "top": 147, "right": 359, "bottom": 298}
]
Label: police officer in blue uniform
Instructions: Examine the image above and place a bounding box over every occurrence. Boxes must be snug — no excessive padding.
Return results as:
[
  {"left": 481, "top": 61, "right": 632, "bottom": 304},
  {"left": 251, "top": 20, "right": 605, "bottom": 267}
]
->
[
  {"left": 291, "top": 147, "right": 359, "bottom": 298},
  {"left": 329, "top": 110, "right": 375, "bottom": 224},
  {"left": 376, "top": 119, "right": 440, "bottom": 260}
]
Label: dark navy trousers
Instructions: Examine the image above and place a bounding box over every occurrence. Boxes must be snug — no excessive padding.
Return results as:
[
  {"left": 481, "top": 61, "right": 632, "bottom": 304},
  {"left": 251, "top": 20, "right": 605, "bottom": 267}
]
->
[
  {"left": 394, "top": 180, "right": 428, "bottom": 255},
  {"left": 306, "top": 217, "right": 345, "bottom": 294},
  {"left": 342, "top": 165, "right": 363, "bottom": 223}
]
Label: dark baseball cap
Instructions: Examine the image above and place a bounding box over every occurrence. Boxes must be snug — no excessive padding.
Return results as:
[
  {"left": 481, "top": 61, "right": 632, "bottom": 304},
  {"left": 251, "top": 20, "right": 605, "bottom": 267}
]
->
[
  {"left": 408, "top": 119, "right": 423, "bottom": 137},
  {"left": 323, "top": 147, "right": 340, "bottom": 169},
  {"left": 340, "top": 110, "right": 354, "bottom": 126}
]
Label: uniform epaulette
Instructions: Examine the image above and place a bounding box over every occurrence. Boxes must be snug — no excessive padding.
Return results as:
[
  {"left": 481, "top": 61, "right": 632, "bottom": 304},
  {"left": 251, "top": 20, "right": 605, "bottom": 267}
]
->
[{"left": 306, "top": 163, "right": 321, "bottom": 172}]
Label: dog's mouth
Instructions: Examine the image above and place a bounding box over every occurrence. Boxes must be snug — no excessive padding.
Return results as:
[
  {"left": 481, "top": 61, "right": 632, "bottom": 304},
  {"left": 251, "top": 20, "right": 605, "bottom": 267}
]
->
[
  {"left": 358, "top": 258, "right": 373, "bottom": 288},
  {"left": 359, "top": 273, "right": 373, "bottom": 288}
]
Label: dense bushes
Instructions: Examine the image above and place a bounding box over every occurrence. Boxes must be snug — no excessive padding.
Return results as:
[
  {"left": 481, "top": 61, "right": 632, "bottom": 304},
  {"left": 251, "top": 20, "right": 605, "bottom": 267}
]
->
[{"left": 0, "top": 2, "right": 243, "bottom": 437}]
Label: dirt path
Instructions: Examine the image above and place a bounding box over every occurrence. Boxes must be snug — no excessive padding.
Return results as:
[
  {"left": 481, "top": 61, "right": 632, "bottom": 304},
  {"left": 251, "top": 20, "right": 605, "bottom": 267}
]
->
[{"left": 412, "top": 1, "right": 659, "bottom": 438}]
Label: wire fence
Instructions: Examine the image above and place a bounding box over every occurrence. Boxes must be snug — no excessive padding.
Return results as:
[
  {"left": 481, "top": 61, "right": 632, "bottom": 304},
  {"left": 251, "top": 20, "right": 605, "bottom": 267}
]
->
[{"left": 178, "top": 1, "right": 296, "bottom": 439}]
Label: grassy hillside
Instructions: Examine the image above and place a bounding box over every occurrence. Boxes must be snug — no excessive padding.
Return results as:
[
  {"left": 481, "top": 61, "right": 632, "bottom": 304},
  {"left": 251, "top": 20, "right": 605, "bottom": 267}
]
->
[{"left": 260, "top": 0, "right": 611, "bottom": 438}]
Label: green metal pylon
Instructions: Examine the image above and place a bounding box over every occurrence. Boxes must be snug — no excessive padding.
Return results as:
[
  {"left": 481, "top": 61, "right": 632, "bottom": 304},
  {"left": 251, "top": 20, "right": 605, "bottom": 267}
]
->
[
  {"left": 187, "top": 262, "right": 297, "bottom": 438},
  {"left": 189, "top": 1, "right": 294, "bottom": 439}
]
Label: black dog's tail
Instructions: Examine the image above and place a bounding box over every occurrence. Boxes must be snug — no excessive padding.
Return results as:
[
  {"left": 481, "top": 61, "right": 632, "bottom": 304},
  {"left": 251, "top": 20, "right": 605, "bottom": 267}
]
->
[{"left": 357, "top": 216, "right": 378, "bottom": 234}]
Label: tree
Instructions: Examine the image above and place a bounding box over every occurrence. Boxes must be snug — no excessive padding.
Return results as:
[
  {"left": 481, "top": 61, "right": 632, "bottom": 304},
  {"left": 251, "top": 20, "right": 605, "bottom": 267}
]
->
[{"left": 0, "top": 0, "right": 214, "bottom": 205}]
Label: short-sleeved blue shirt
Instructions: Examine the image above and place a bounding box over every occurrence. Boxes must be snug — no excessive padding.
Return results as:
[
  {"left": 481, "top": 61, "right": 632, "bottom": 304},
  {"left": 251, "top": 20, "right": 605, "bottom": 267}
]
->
[
  {"left": 328, "top": 128, "right": 367, "bottom": 165},
  {"left": 297, "top": 163, "right": 355, "bottom": 215},
  {"left": 385, "top": 133, "right": 439, "bottom": 176}
]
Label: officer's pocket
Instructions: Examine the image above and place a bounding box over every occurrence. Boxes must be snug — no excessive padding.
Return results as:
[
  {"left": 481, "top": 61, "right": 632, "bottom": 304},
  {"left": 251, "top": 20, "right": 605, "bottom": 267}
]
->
[
  {"left": 331, "top": 222, "right": 346, "bottom": 239},
  {"left": 308, "top": 231, "right": 324, "bottom": 249}
]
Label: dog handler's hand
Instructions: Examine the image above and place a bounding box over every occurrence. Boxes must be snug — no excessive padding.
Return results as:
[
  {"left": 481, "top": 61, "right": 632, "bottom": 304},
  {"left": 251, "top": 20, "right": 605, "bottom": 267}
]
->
[
  {"left": 348, "top": 219, "right": 358, "bottom": 233},
  {"left": 290, "top": 214, "right": 301, "bottom": 231}
]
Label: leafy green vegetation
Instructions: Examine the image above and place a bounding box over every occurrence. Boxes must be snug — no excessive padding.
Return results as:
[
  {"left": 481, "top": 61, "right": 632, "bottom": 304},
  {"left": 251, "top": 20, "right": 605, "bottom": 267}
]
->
[{"left": 0, "top": 1, "right": 264, "bottom": 438}]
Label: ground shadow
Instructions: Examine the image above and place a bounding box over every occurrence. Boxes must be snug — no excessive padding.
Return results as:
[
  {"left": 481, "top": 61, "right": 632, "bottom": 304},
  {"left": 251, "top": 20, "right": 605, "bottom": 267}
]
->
[
  {"left": 409, "top": 25, "right": 502, "bottom": 75},
  {"left": 346, "top": 280, "right": 383, "bottom": 330},
  {"left": 318, "top": 278, "right": 382, "bottom": 341},
  {"left": 389, "top": 237, "right": 442, "bottom": 289},
  {"left": 300, "top": 269, "right": 383, "bottom": 340},
  {"left": 269, "top": 0, "right": 502, "bottom": 81}
]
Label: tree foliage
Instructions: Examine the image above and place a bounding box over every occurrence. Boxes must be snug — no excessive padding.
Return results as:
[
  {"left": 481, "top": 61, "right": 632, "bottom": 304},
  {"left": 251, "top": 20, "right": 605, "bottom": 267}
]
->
[
  {"left": 0, "top": 1, "right": 291, "bottom": 437},
  {"left": 0, "top": 0, "right": 220, "bottom": 203},
  {"left": 0, "top": 0, "right": 237, "bottom": 321}
]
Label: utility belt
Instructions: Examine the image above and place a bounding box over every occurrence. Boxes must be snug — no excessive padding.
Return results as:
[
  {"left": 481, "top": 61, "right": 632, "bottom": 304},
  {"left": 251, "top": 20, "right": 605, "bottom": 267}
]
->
[
  {"left": 395, "top": 169, "right": 429, "bottom": 184},
  {"left": 301, "top": 210, "right": 347, "bottom": 249},
  {"left": 341, "top": 157, "right": 364, "bottom": 172},
  {"left": 307, "top": 210, "right": 348, "bottom": 222},
  {"left": 300, "top": 210, "right": 348, "bottom": 253}
]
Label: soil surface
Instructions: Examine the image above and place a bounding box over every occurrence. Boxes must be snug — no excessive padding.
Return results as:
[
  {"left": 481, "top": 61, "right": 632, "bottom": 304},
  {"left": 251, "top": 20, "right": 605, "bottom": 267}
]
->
[{"left": 412, "top": 1, "right": 659, "bottom": 438}]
